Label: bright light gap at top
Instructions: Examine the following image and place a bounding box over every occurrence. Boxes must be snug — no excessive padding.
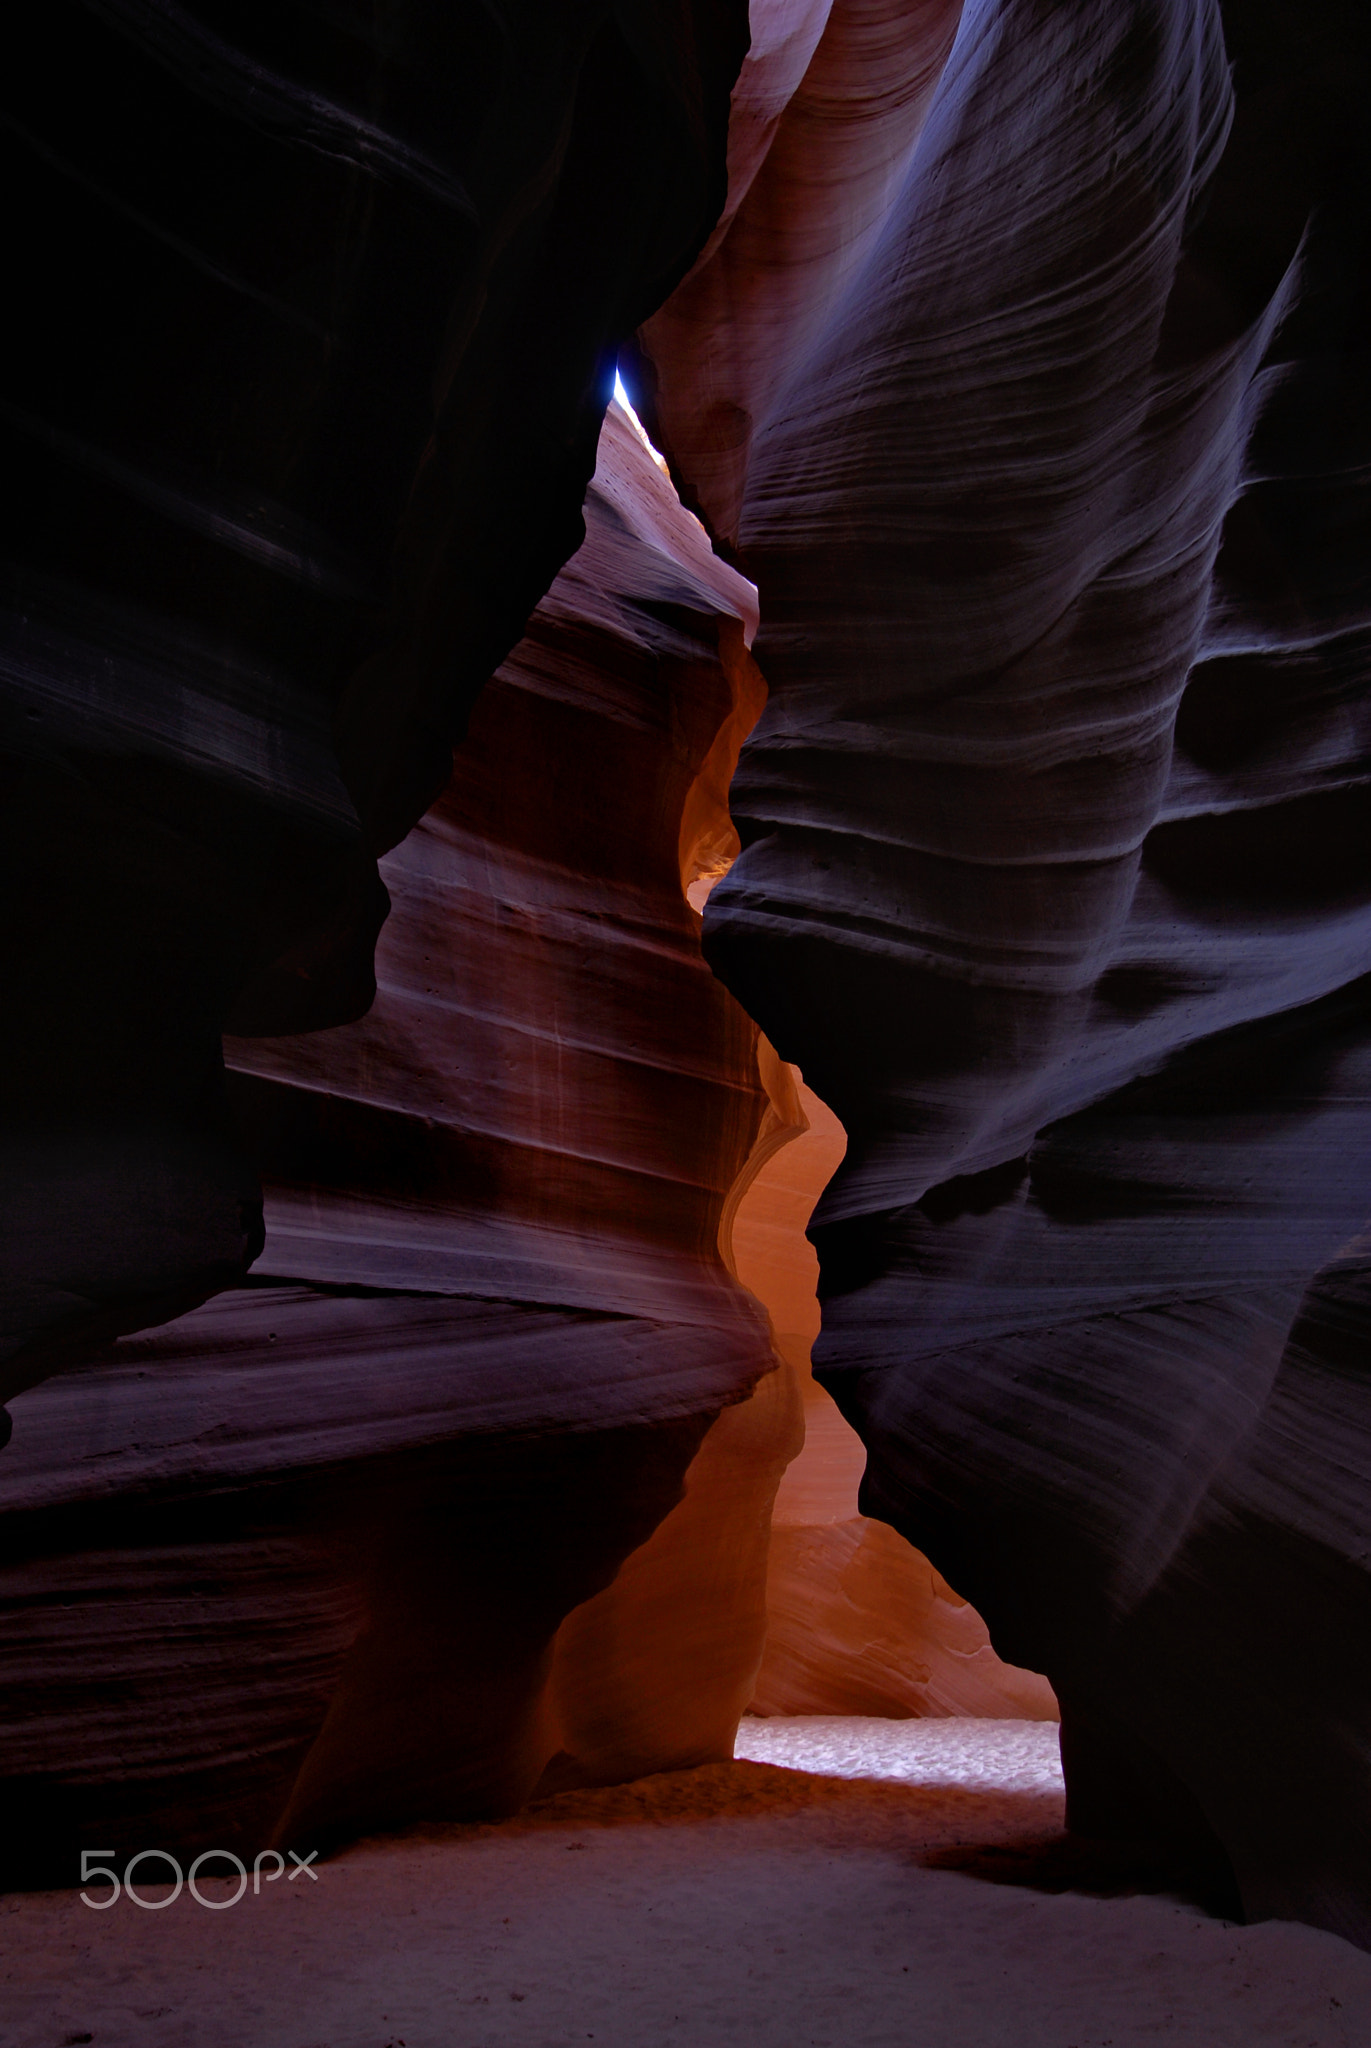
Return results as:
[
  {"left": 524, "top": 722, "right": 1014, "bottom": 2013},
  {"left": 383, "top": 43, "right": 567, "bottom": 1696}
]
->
[{"left": 614, "top": 368, "right": 670, "bottom": 474}]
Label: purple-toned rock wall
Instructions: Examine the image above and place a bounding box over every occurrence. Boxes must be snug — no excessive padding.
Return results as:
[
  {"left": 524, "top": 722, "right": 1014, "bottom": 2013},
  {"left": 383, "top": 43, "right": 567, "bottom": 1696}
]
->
[
  {"left": 0, "top": 408, "right": 783, "bottom": 1879},
  {"left": 2, "top": 0, "right": 747, "bottom": 1400},
  {"left": 640, "top": 0, "right": 1371, "bottom": 1944},
  {"left": 6, "top": 0, "right": 1371, "bottom": 1952}
]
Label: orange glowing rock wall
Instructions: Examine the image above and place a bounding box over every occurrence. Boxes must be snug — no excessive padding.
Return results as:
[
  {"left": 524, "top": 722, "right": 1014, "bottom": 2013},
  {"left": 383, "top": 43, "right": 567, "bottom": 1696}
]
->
[
  {"left": 729, "top": 1073, "right": 1057, "bottom": 1720},
  {"left": 542, "top": 1355, "right": 803, "bottom": 1793}
]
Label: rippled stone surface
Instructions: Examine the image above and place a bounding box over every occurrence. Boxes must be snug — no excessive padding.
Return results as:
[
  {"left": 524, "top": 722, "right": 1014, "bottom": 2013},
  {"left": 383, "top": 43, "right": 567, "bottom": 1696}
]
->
[
  {"left": 0, "top": 407, "right": 788, "bottom": 1878},
  {"left": 2, "top": 0, "right": 747, "bottom": 1396},
  {"left": 644, "top": 0, "right": 1371, "bottom": 1944},
  {"left": 7, "top": 0, "right": 1371, "bottom": 1950}
]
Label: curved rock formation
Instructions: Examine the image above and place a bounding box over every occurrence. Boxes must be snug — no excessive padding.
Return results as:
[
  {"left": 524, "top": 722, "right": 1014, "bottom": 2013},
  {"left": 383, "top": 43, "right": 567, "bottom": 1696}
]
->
[
  {"left": 0, "top": 405, "right": 793, "bottom": 1879},
  {"left": 735, "top": 1075, "right": 1057, "bottom": 1719},
  {"left": 641, "top": 0, "right": 1371, "bottom": 1945},
  {"left": 632, "top": 0, "right": 963, "bottom": 547},
  {"left": 2, "top": 0, "right": 748, "bottom": 1401},
  {"left": 540, "top": 1352, "right": 802, "bottom": 1793},
  {"left": 10, "top": 0, "right": 1371, "bottom": 1955}
]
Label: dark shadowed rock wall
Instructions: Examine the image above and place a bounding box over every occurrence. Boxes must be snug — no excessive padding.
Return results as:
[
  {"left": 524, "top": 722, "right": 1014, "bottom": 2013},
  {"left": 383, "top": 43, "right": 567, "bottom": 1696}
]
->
[
  {"left": 640, "top": 0, "right": 1371, "bottom": 1944},
  {"left": 0, "top": 408, "right": 790, "bottom": 1880},
  {"left": 2, "top": 0, "right": 748, "bottom": 1401}
]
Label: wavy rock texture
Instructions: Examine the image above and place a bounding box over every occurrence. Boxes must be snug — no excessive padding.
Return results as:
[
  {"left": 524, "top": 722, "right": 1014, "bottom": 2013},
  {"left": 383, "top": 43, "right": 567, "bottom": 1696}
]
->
[
  {"left": 733, "top": 1074, "right": 1057, "bottom": 1719},
  {"left": 0, "top": 406, "right": 795, "bottom": 1878},
  {"left": 632, "top": 0, "right": 964, "bottom": 546},
  {"left": 1, "top": 0, "right": 747, "bottom": 1400},
  {"left": 641, "top": 0, "right": 1371, "bottom": 1944},
  {"left": 721, "top": 1073, "right": 1057, "bottom": 1728}
]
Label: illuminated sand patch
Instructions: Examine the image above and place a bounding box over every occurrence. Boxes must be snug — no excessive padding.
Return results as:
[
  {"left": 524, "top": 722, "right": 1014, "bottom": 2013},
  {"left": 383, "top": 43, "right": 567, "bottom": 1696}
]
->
[
  {"left": 734, "top": 1713, "right": 1063, "bottom": 1795},
  {"left": 5, "top": 1722, "right": 1370, "bottom": 2047}
]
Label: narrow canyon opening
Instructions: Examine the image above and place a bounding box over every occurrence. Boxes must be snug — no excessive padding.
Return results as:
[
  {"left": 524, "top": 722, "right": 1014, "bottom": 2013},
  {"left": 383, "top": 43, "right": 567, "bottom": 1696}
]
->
[
  {"left": 570, "top": 379, "right": 1060, "bottom": 1740},
  {"left": 6, "top": 2, "right": 1371, "bottom": 2033}
]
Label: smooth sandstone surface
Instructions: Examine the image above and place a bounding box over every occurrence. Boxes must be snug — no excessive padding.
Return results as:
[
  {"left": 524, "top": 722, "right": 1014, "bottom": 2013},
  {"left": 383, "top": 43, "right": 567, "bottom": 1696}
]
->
[
  {"left": 5, "top": 0, "right": 1371, "bottom": 1966},
  {"left": 2, "top": 0, "right": 749, "bottom": 1396},
  {"left": 634, "top": 0, "right": 964, "bottom": 545},
  {"left": 729, "top": 1072, "right": 1057, "bottom": 1719},
  {"left": 643, "top": 0, "right": 1371, "bottom": 1943},
  {"left": 0, "top": 406, "right": 791, "bottom": 1878}
]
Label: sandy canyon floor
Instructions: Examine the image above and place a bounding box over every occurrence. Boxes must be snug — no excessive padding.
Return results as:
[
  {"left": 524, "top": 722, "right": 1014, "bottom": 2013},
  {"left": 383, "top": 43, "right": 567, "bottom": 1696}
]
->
[{"left": 3, "top": 1719, "right": 1369, "bottom": 2048}]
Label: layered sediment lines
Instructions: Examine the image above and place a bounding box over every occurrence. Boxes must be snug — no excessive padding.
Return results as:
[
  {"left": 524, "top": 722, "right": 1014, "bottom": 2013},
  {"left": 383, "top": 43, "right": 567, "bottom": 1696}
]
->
[
  {"left": 641, "top": 0, "right": 1371, "bottom": 1943},
  {"left": 2, "top": 0, "right": 747, "bottom": 1396},
  {"left": 0, "top": 408, "right": 795, "bottom": 1874}
]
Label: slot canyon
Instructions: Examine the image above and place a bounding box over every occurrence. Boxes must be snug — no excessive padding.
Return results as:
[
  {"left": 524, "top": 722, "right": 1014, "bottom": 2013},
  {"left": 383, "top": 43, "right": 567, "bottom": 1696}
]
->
[{"left": 2, "top": 1, "right": 1371, "bottom": 2043}]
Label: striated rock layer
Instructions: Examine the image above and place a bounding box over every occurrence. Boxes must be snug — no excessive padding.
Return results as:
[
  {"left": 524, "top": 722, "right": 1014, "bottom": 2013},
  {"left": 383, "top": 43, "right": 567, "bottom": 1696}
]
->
[
  {"left": 1, "top": 0, "right": 748, "bottom": 1402},
  {"left": 641, "top": 0, "right": 1371, "bottom": 1944},
  {"left": 0, "top": 408, "right": 795, "bottom": 1878}
]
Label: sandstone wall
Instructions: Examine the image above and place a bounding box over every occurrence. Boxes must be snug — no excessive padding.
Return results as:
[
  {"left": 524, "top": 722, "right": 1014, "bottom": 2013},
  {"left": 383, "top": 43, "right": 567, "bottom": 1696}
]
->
[
  {"left": 640, "top": 0, "right": 1371, "bottom": 1944},
  {"left": 0, "top": 407, "right": 792, "bottom": 1879},
  {"left": 733, "top": 1077, "right": 1057, "bottom": 1720},
  {"left": 2, "top": 0, "right": 749, "bottom": 1402}
]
